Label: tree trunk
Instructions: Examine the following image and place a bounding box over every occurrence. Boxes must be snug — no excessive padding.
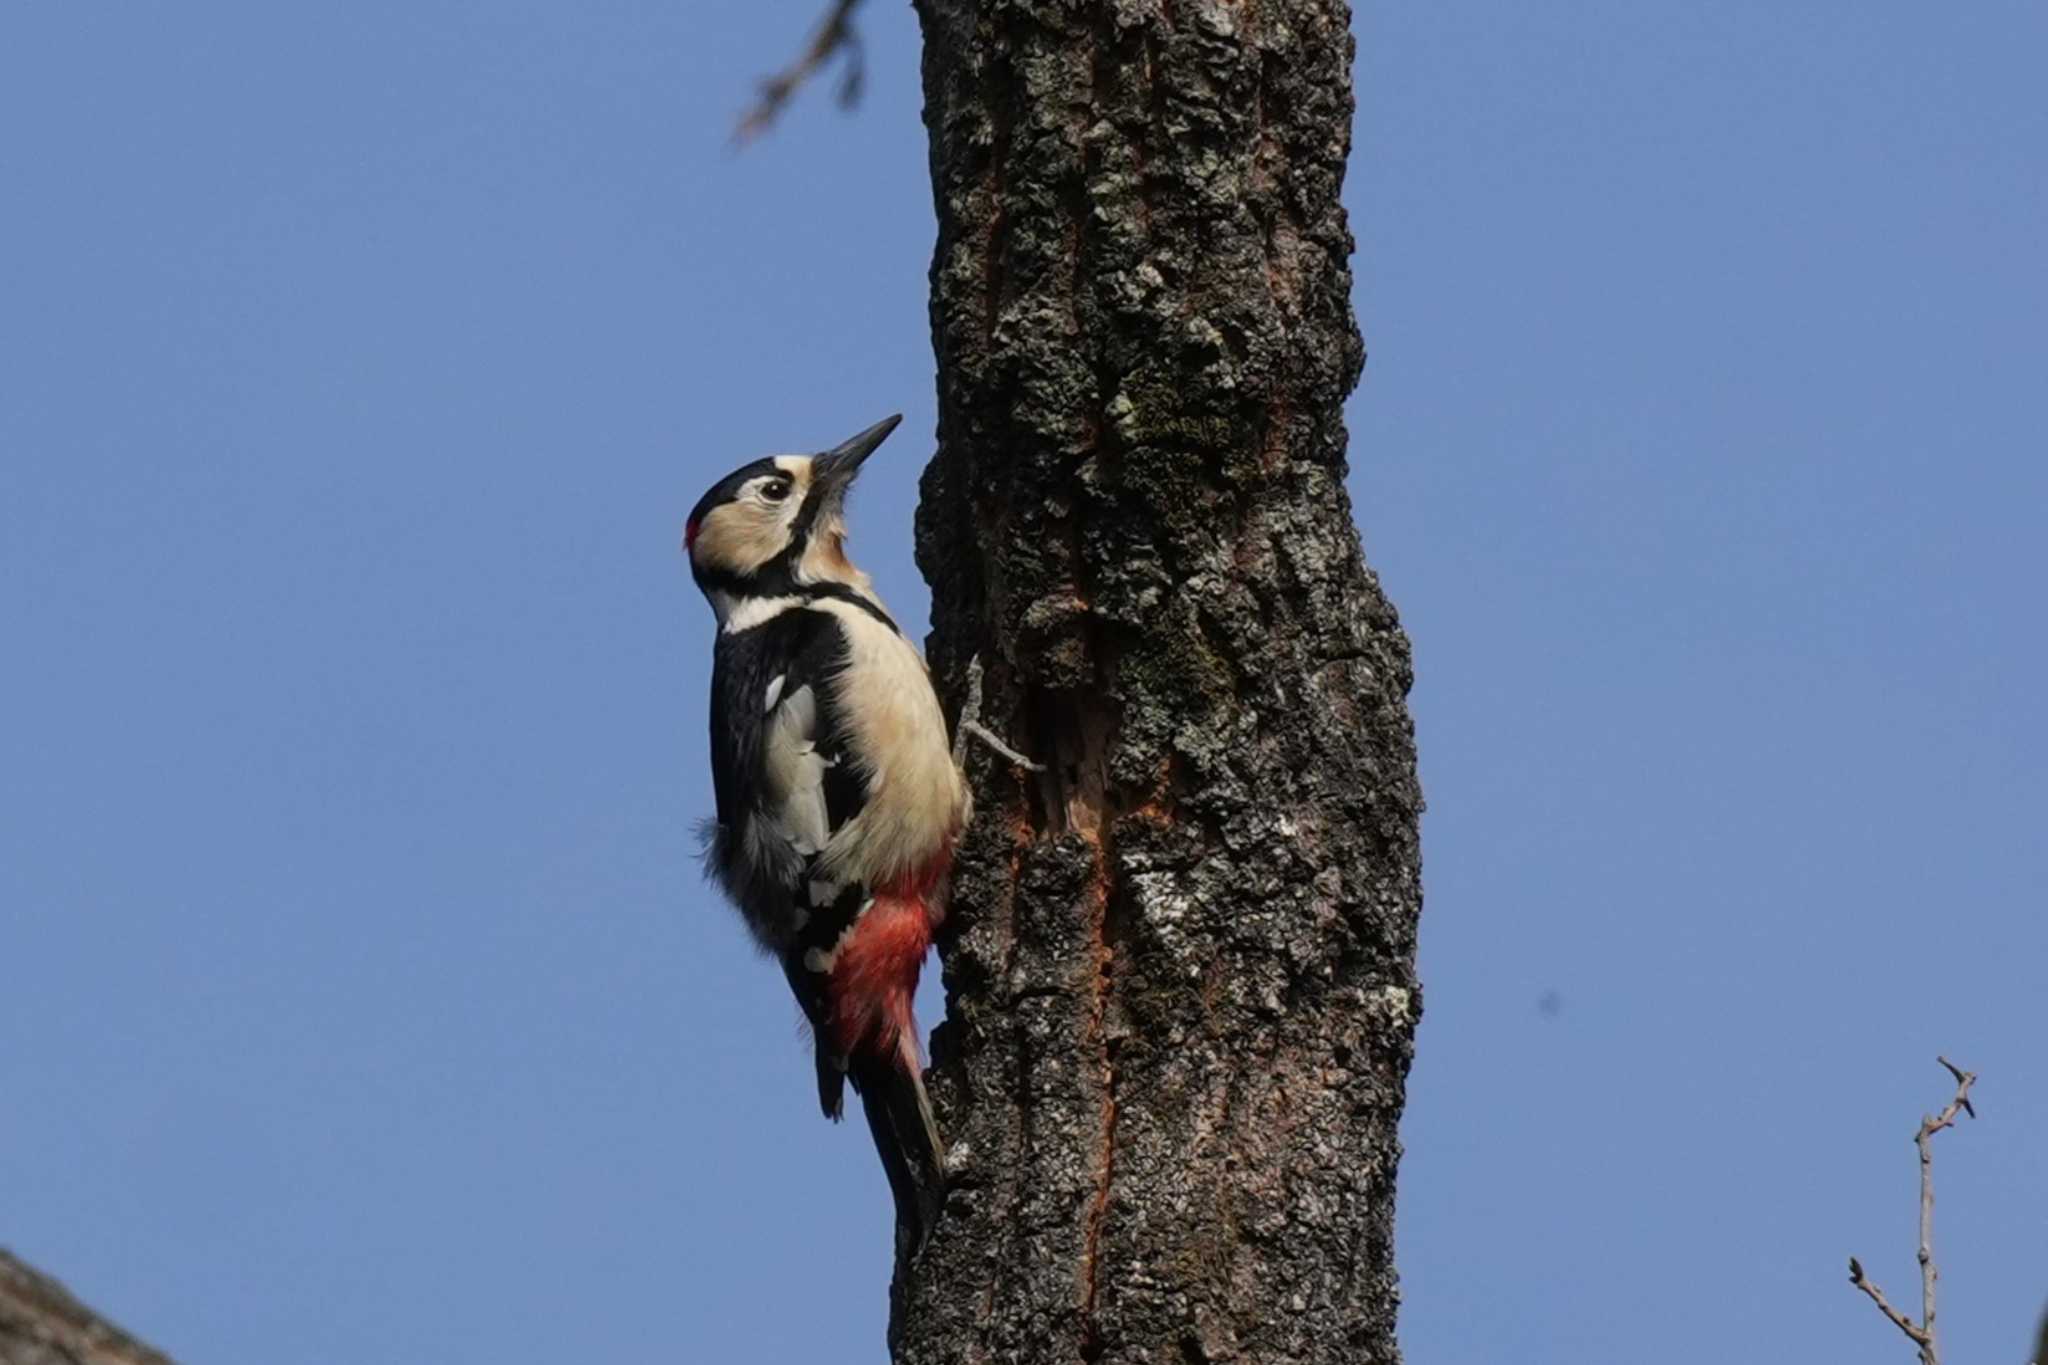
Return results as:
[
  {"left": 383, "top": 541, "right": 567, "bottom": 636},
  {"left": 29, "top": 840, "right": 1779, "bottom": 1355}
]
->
[
  {"left": 902, "top": 2, "right": 1422, "bottom": 1362},
  {"left": 0, "top": 1253, "right": 174, "bottom": 1365}
]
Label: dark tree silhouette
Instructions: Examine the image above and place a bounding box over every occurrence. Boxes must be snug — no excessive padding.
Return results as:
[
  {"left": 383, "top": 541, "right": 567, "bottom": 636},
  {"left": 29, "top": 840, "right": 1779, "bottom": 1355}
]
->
[{"left": 893, "top": 2, "right": 1424, "bottom": 1361}]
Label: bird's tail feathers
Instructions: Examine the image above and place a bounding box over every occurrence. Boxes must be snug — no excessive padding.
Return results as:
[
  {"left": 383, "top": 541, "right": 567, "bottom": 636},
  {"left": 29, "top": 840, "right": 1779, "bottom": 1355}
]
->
[{"left": 850, "top": 1039, "right": 947, "bottom": 1259}]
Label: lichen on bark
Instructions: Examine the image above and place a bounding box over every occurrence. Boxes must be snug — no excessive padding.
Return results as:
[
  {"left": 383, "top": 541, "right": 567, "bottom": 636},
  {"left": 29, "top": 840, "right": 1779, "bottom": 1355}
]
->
[{"left": 899, "top": 1, "right": 1421, "bottom": 1362}]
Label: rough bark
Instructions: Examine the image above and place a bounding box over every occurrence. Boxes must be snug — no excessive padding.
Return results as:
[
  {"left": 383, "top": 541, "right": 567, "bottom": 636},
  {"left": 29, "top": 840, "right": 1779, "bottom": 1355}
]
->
[
  {"left": 0, "top": 1254, "right": 174, "bottom": 1365},
  {"left": 903, "top": 2, "right": 1421, "bottom": 1362}
]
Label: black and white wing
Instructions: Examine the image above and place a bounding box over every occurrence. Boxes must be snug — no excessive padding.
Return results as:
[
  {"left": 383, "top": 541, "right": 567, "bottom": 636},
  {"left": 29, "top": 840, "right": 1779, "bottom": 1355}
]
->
[{"left": 705, "top": 606, "right": 870, "bottom": 999}]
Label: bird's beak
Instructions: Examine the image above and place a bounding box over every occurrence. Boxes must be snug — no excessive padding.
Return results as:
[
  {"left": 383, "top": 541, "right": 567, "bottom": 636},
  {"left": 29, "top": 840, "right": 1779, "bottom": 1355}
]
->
[{"left": 812, "top": 413, "right": 902, "bottom": 493}]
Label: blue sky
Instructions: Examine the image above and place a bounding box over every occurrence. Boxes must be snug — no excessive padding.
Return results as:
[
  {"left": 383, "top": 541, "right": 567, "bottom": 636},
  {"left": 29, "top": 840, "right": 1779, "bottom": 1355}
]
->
[{"left": 3, "top": 3, "right": 2042, "bottom": 1362}]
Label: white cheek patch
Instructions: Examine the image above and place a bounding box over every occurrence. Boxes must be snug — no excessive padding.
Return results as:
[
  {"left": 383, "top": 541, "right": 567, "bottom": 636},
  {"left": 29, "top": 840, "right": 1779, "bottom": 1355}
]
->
[{"left": 722, "top": 595, "right": 803, "bottom": 634}]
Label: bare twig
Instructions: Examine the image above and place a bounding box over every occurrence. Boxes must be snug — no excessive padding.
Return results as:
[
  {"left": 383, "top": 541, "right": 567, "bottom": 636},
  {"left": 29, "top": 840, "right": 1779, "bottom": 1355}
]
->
[
  {"left": 950, "top": 652, "right": 982, "bottom": 770},
  {"left": 951, "top": 654, "right": 1045, "bottom": 774},
  {"left": 734, "top": 0, "right": 868, "bottom": 147},
  {"left": 1936, "top": 1055, "right": 1975, "bottom": 1119},
  {"left": 1850, "top": 1256, "right": 1931, "bottom": 1350},
  {"left": 963, "top": 719, "right": 1045, "bottom": 773},
  {"left": 1916, "top": 1057, "right": 1978, "bottom": 1360},
  {"left": 1846, "top": 1058, "right": 1978, "bottom": 1365}
]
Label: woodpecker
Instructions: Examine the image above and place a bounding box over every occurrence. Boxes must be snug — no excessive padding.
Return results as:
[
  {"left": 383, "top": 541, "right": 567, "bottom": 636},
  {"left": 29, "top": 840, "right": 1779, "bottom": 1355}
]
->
[{"left": 683, "top": 413, "right": 967, "bottom": 1249}]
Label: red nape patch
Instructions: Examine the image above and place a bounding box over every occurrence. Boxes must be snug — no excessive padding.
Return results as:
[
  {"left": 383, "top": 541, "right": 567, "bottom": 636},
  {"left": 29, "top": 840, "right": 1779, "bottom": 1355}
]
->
[
  {"left": 827, "top": 895, "right": 934, "bottom": 1062},
  {"left": 683, "top": 517, "right": 702, "bottom": 553}
]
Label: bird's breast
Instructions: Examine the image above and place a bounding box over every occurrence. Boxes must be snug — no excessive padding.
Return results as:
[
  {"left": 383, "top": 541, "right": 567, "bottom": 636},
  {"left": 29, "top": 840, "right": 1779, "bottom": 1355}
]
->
[{"left": 811, "top": 598, "right": 968, "bottom": 891}]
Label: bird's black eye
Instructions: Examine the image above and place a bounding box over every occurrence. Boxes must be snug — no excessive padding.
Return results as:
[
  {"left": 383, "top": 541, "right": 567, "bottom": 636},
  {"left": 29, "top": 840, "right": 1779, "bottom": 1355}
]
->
[{"left": 761, "top": 479, "right": 792, "bottom": 503}]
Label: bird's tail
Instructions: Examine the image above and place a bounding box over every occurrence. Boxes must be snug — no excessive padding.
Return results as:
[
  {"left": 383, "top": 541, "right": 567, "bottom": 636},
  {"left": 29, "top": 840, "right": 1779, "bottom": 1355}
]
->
[{"left": 849, "top": 1030, "right": 947, "bottom": 1258}]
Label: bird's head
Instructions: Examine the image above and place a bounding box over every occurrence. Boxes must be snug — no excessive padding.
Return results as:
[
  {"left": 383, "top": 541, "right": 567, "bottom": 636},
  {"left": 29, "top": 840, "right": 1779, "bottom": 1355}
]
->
[{"left": 684, "top": 413, "right": 901, "bottom": 621}]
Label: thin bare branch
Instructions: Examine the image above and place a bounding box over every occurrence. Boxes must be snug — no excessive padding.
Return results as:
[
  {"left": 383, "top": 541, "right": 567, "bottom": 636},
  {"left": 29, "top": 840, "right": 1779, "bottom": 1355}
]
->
[
  {"left": 1915, "top": 1058, "right": 1978, "bottom": 1361},
  {"left": 962, "top": 720, "right": 1045, "bottom": 773},
  {"left": 733, "top": 0, "right": 868, "bottom": 147},
  {"left": 1849, "top": 1256, "right": 1932, "bottom": 1349},
  {"left": 1935, "top": 1055, "right": 1976, "bottom": 1120},
  {"left": 950, "top": 653, "right": 984, "bottom": 770},
  {"left": 1846, "top": 1058, "right": 1978, "bottom": 1365},
  {"left": 949, "top": 654, "right": 1044, "bottom": 773}
]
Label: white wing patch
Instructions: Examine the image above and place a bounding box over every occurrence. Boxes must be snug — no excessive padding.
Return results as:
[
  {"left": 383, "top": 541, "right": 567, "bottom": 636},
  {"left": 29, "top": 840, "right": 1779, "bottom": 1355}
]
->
[
  {"left": 761, "top": 683, "right": 830, "bottom": 857},
  {"left": 763, "top": 673, "right": 786, "bottom": 713}
]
